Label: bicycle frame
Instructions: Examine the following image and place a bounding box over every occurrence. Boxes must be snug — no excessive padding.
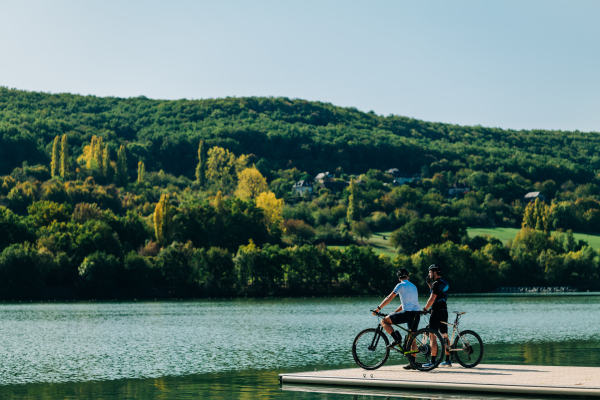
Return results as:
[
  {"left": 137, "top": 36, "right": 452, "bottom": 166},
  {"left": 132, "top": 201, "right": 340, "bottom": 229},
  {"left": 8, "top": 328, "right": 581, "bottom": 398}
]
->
[
  {"left": 440, "top": 313, "right": 472, "bottom": 352},
  {"left": 371, "top": 322, "right": 420, "bottom": 356}
]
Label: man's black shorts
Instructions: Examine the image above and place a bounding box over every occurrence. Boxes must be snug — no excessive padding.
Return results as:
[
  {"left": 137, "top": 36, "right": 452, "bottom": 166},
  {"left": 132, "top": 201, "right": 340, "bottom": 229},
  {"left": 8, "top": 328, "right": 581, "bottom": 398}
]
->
[
  {"left": 389, "top": 311, "right": 420, "bottom": 332},
  {"left": 429, "top": 309, "right": 448, "bottom": 334}
]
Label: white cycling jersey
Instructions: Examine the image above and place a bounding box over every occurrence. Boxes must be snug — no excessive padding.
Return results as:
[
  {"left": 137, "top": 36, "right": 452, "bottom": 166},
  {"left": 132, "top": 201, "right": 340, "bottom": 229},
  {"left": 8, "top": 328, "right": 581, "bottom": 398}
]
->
[{"left": 392, "top": 280, "right": 420, "bottom": 312}]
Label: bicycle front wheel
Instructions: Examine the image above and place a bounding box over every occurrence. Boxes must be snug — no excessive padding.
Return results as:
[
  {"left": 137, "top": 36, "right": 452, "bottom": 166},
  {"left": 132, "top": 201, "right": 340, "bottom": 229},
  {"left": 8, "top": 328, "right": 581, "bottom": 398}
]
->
[
  {"left": 352, "top": 328, "right": 390, "bottom": 370},
  {"left": 405, "top": 327, "right": 445, "bottom": 372},
  {"left": 453, "top": 330, "right": 484, "bottom": 368}
]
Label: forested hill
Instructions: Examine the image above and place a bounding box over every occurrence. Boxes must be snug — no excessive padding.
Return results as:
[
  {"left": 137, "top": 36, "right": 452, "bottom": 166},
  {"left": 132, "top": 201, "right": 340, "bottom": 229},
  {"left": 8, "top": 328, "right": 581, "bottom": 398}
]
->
[{"left": 1, "top": 87, "right": 598, "bottom": 185}]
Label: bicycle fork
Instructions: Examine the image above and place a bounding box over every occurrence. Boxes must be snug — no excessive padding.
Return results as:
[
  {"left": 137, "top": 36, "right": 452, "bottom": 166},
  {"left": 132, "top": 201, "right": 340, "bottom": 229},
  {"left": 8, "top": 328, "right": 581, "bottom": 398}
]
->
[{"left": 368, "top": 326, "right": 384, "bottom": 351}]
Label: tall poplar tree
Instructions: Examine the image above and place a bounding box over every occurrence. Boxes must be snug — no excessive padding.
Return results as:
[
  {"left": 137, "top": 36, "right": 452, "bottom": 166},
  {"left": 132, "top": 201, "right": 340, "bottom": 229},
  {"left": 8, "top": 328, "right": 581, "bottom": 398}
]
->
[
  {"left": 60, "top": 134, "right": 69, "bottom": 179},
  {"left": 137, "top": 161, "right": 145, "bottom": 184},
  {"left": 154, "top": 194, "right": 171, "bottom": 245},
  {"left": 50, "top": 136, "right": 60, "bottom": 178},
  {"left": 116, "top": 145, "right": 128, "bottom": 187},
  {"left": 347, "top": 178, "right": 360, "bottom": 222},
  {"left": 103, "top": 147, "right": 114, "bottom": 182},
  {"left": 195, "top": 140, "right": 206, "bottom": 186},
  {"left": 94, "top": 136, "right": 104, "bottom": 173}
]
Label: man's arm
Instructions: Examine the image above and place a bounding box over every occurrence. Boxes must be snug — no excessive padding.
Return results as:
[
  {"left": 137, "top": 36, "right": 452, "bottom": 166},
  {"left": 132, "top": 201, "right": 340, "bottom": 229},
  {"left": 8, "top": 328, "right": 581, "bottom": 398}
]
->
[
  {"left": 373, "top": 292, "right": 397, "bottom": 314},
  {"left": 423, "top": 281, "right": 438, "bottom": 310},
  {"left": 424, "top": 293, "right": 437, "bottom": 310}
]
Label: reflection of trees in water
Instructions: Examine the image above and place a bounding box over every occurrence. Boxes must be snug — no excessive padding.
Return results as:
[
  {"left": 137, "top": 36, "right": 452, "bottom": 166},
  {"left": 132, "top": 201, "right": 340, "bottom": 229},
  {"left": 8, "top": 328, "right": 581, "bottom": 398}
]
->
[{"left": 486, "top": 340, "right": 600, "bottom": 367}]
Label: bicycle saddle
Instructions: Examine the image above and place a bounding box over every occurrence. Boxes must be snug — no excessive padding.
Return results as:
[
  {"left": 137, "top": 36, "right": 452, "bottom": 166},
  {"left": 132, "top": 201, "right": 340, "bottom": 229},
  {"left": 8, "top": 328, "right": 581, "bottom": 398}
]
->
[{"left": 452, "top": 311, "right": 466, "bottom": 315}]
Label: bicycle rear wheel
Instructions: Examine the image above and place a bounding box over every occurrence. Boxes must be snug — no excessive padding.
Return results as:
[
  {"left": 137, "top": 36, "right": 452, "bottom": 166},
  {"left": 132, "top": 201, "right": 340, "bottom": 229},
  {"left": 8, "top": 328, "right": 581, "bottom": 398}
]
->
[
  {"left": 405, "top": 327, "right": 445, "bottom": 371},
  {"left": 453, "top": 330, "right": 483, "bottom": 368},
  {"left": 352, "top": 328, "right": 390, "bottom": 370}
]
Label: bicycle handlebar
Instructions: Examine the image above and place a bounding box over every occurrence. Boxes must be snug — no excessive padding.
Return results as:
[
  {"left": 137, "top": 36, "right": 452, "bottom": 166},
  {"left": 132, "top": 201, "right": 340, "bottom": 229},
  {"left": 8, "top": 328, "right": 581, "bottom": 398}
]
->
[{"left": 370, "top": 309, "right": 388, "bottom": 317}]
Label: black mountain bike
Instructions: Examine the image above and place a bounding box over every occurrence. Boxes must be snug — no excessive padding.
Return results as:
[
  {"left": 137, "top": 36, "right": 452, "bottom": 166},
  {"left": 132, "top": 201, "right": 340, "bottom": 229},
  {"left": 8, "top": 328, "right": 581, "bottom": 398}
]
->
[
  {"left": 352, "top": 310, "right": 446, "bottom": 372},
  {"left": 421, "top": 309, "right": 484, "bottom": 368}
]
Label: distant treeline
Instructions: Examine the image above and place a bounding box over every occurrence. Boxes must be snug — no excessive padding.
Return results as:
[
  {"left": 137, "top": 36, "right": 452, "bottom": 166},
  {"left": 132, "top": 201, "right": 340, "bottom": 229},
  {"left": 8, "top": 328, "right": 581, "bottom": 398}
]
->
[
  {"left": 1, "top": 87, "right": 598, "bottom": 188},
  {"left": 1, "top": 88, "right": 600, "bottom": 299}
]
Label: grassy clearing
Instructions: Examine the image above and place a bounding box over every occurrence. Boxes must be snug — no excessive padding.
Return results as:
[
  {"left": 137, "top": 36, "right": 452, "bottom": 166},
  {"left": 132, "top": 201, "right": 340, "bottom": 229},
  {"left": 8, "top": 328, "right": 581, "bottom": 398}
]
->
[
  {"left": 330, "top": 227, "right": 600, "bottom": 256},
  {"left": 468, "top": 227, "right": 600, "bottom": 250},
  {"left": 328, "top": 231, "right": 397, "bottom": 258}
]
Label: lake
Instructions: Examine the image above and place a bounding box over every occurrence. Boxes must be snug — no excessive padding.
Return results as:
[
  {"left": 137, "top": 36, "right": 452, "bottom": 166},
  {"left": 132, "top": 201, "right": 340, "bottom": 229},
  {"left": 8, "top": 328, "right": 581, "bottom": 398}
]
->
[{"left": 0, "top": 296, "right": 598, "bottom": 399}]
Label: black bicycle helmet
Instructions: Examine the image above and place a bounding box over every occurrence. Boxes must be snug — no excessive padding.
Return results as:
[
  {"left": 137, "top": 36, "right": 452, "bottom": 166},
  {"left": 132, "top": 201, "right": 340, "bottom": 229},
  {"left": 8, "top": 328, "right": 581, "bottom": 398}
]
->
[
  {"left": 428, "top": 264, "right": 442, "bottom": 273},
  {"left": 396, "top": 268, "right": 410, "bottom": 279}
]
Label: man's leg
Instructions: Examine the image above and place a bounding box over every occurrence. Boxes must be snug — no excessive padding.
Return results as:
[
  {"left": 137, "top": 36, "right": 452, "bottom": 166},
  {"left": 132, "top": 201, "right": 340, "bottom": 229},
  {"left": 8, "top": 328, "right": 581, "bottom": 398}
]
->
[
  {"left": 382, "top": 315, "right": 403, "bottom": 345},
  {"left": 381, "top": 316, "right": 394, "bottom": 335}
]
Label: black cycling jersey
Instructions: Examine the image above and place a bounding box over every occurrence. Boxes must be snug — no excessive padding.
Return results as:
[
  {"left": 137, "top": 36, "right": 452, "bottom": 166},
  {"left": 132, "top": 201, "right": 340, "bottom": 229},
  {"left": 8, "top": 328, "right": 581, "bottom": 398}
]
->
[{"left": 430, "top": 278, "right": 449, "bottom": 310}]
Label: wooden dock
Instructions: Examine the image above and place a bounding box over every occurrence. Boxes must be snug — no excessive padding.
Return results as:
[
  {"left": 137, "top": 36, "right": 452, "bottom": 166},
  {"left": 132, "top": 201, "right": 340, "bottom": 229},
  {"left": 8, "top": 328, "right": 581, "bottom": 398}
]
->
[{"left": 279, "top": 364, "right": 600, "bottom": 397}]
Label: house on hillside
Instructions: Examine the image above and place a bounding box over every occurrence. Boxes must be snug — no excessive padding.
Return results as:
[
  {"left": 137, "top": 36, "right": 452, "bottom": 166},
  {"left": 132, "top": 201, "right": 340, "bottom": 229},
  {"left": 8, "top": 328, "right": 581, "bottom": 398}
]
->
[
  {"left": 449, "top": 182, "right": 470, "bottom": 197},
  {"left": 292, "top": 180, "right": 313, "bottom": 196},
  {"left": 320, "top": 181, "right": 349, "bottom": 193},
  {"left": 524, "top": 192, "right": 546, "bottom": 203},
  {"left": 387, "top": 169, "right": 421, "bottom": 185},
  {"left": 315, "top": 172, "right": 334, "bottom": 183}
]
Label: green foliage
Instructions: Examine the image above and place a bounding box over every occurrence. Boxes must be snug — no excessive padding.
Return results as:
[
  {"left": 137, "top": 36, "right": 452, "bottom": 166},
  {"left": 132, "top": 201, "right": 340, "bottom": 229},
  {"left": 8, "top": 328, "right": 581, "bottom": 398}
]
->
[
  {"left": 137, "top": 161, "right": 145, "bottom": 184},
  {"left": 28, "top": 201, "right": 72, "bottom": 228},
  {"left": 390, "top": 216, "right": 467, "bottom": 254},
  {"left": 3, "top": 88, "right": 600, "bottom": 297},
  {"left": 50, "top": 136, "right": 60, "bottom": 178},
  {"left": 196, "top": 140, "right": 206, "bottom": 186},
  {"left": 0, "top": 243, "right": 46, "bottom": 294},
  {"left": 347, "top": 178, "right": 360, "bottom": 223},
  {"left": 351, "top": 220, "right": 372, "bottom": 243},
  {"left": 60, "top": 134, "right": 69, "bottom": 179},
  {"left": 79, "top": 251, "right": 123, "bottom": 295},
  {"left": 116, "top": 145, "right": 128, "bottom": 187},
  {"left": 154, "top": 194, "right": 172, "bottom": 246},
  {"left": 0, "top": 207, "right": 35, "bottom": 252},
  {"left": 283, "top": 219, "right": 316, "bottom": 245}
]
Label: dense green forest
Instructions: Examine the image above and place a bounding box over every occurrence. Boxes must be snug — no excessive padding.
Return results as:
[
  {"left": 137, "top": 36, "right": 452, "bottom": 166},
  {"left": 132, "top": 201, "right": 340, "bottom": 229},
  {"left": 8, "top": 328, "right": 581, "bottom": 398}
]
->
[{"left": 1, "top": 87, "right": 599, "bottom": 299}]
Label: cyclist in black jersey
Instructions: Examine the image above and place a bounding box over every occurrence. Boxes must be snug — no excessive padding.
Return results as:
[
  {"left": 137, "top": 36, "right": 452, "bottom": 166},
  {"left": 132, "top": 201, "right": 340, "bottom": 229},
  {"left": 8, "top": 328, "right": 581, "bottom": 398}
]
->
[{"left": 422, "top": 264, "right": 452, "bottom": 367}]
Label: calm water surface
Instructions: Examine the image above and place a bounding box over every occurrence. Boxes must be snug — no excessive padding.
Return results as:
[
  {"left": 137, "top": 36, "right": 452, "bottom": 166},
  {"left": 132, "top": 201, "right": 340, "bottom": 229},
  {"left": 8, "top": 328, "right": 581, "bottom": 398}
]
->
[{"left": 0, "top": 296, "right": 598, "bottom": 399}]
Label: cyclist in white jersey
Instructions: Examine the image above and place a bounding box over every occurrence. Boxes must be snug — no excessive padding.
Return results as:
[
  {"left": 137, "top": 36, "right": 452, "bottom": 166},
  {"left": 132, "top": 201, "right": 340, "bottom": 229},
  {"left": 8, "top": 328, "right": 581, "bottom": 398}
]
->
[{"left": 373, "top": 268, "right": 421, "bottom": 370}]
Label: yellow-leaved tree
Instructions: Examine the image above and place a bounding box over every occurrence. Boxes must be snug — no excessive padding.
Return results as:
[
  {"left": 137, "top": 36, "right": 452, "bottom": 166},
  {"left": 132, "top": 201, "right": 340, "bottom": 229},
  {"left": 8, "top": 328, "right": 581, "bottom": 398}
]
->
[
  {"left": 50, "top": 136, "right": 60, "bottom": 178},
  {"left": 235, "top": 167, "right": 268, "bottom": 200},
  {"left": 522, "top": 198, "right": 553, "bottom": 233},
  {"left": 256, "top": 191, "right": 283, "bottom": 233},
  {"left": 154, "top": 194, "right": 172, "bottom": 245},
  {"left": 207, "top": 146, "right": 237, "bottom": 185}
]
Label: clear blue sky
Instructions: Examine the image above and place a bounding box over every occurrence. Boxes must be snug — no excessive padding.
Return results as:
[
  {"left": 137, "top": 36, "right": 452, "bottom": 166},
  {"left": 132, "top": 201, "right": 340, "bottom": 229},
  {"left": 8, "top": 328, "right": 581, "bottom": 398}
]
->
[{"left": 1, "top": 0, "right": 599, "bottom": 132}]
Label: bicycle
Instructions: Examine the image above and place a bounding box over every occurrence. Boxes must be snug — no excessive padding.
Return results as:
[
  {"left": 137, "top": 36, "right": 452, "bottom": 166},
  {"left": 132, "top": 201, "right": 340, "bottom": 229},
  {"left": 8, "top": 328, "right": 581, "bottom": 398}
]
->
[
  {"left": 352, "top": 310, "right": 446, "bottom": 372},
  {"left": 421, "top": 309, "right": 484, "bottom": 368}
]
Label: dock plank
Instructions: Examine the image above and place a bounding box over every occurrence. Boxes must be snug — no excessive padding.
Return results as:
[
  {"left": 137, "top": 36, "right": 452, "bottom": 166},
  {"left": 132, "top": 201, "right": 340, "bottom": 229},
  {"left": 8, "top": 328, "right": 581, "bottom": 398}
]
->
[{"left": 279, "top": 364, "right": 600, "bottom": 397}]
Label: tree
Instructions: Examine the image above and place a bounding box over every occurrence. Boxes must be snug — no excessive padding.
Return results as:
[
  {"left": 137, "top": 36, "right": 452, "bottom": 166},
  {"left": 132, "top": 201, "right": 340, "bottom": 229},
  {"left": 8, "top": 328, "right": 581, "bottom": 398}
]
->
[
  {"left": 94, "top": 136, "right": 104, "bottom": 173},
  {"left": 207, "top": 146, "right": 236, "bottom": 184},
  {"left": 283, "top": 219, "right": 316, "bottom": 245},
  {"left": 195, "top": 140, "right": 207, "bottom": 186},
  {"left": 235, "top": 167, "right": 268, "bottom": 200},
  {"left": 137, "top": 161, "right": 145, "bottom": 184},
  {"left": 390, "top": 216, "right": 467, "bottom": 255},
  {"left": 351, "top": 220, "right": 372, "bottom": 244},
  {"left": 60, "top": 134, "right": 69, "bottom": 179},
  {"left": 347, "top": 178, "right": 360, "bottom": 222},
  {"left": 50, "top": 136, "right": 60, "bottom": 178},
  {"left": 103, "top": 147, "right": 114, "bottom": 182},
  {"left": 522, "top": 199, "right": 551, "bottom": 233},
  {"left": 154, "top": 194, "right": 172, "bottom": 246},
  {"left": 116, "top": 145, "right": 128, "bottom": 187},
  {"left": 256, "top": 191, "right": 283, "bottom": 233}
]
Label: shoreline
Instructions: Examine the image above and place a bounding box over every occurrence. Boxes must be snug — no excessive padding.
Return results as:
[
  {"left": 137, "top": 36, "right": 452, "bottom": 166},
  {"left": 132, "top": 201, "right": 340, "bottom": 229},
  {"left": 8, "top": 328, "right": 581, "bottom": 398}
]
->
[{"left": 450, "top": 292, "right": 600, "bottom": 297}]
